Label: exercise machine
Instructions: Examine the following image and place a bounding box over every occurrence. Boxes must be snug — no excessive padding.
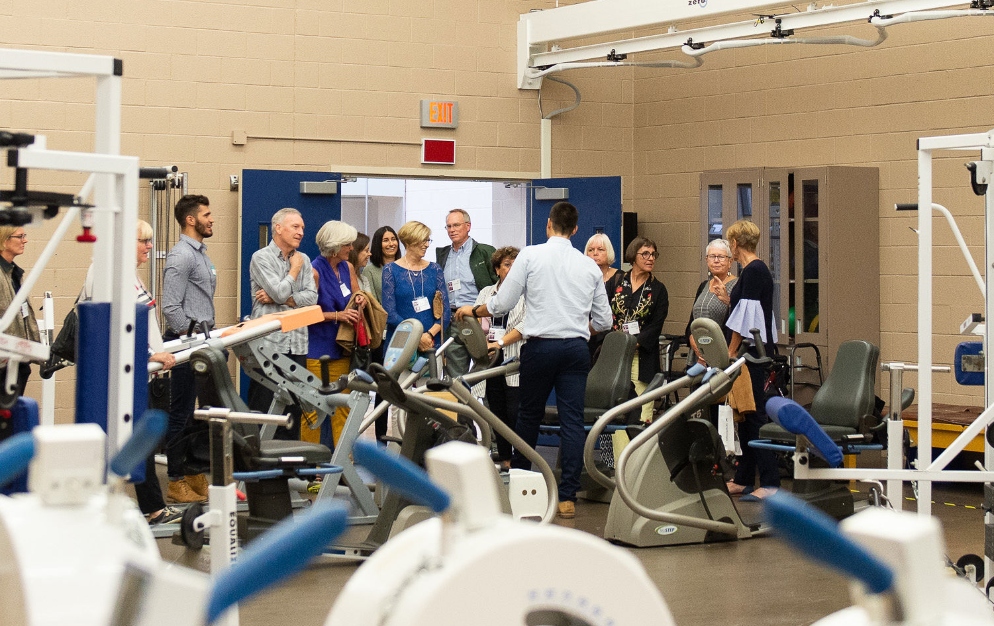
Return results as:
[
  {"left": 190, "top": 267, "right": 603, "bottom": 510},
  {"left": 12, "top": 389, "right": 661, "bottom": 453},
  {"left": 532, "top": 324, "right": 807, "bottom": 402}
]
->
[
  {"left": 326, "top": 439, "right": 675, "bottom": 626},
  {"left": 0, "top": 413, "right": 166, "bottom": 626},
  {"left": 587, "top": 318, "right": 764, "bottom": 546}
]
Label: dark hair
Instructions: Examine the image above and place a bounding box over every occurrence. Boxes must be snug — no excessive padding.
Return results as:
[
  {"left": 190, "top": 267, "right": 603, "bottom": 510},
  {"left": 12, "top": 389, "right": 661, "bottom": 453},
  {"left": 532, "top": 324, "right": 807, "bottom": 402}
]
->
[
  {"left": 549, "top": 201, "right": 578, "bottom": 236},
  {"left": 490, "top": 246, "right": 519, "bottom": 272},
  {"left": 348, "top": 232, "right": 370, "bottom": 268},
  {"left": 174, "top": 194, "right": 209, "bottom": 227},
  {"left": 625, "top": 236, "right": 657, "bottom": 264},
  {"left": 370, "top": 225, "right": 402, "bottom": 268}
]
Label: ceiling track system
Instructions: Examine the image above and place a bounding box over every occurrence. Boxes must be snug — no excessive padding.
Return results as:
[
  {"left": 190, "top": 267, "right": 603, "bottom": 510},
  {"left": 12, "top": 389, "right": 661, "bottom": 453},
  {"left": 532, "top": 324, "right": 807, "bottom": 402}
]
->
[{"left": 518, "top": 0, "right": 994, "bottom": 89}]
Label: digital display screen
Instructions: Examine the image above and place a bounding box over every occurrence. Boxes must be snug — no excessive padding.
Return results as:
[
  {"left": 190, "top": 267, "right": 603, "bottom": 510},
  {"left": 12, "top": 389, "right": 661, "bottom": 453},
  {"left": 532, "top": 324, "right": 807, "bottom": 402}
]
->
[{"left": 390, "top": 330, "right": 410, "bottom": 349}]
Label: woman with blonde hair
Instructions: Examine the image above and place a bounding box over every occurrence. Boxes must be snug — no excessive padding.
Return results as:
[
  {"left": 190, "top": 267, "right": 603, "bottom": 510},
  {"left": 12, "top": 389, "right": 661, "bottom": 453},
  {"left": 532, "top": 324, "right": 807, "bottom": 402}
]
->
[
  {"left": 585, "top": 232, "right": 624, "bottom": 361},
  {"left": 381, "top": 221, "right": 449, "bottom": 354},
  {"left": 0, "top": 225, "right": 38, "bottom": 404},
  {"left": 723, "top": 219, "right": 779, "bottom": 501}
]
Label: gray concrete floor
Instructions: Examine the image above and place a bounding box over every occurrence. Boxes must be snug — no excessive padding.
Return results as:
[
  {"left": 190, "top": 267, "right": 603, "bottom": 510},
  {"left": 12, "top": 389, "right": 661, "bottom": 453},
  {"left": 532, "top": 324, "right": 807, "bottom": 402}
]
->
[{"left": 152, "top": 476, "right": 987, "bottom": 626}]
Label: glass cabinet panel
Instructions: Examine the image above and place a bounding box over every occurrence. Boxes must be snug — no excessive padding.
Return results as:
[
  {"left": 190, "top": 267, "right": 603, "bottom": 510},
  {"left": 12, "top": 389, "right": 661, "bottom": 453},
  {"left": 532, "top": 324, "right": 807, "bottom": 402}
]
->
[
  {"left": 707, "top": 185, "right": 723, "bottom": 243},
  {"left": 800, "top": 179, "right": 820, "bottom": 334}
]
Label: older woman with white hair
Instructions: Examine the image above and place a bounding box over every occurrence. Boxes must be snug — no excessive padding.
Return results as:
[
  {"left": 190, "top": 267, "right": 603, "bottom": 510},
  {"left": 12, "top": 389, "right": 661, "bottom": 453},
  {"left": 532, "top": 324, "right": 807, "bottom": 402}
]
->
[
  {"left": 686, "top": 238, "right": 738, "bottom": 365},
  {"left": 306, "top": 220, "right": 366, "bottom": 445},
  {"left": 585, "top": 232, "right": 623, "bottom": 362}
]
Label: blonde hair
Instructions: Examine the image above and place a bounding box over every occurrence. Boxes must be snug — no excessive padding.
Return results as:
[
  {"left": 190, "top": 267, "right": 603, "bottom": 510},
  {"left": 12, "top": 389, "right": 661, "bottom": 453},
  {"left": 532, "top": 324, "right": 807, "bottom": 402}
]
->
[
  {"left": 315, "top": 220, "right": 358, "bottom": 257},
  {"left": 137, "top": 219, "right": 153, "bottom": 241},
  {"left": 397, "top": 221, "right": 431, "bottom": 248},
  {"left": 585, "top": 233, "right": 615, "bottom": 265},
  {"left": 0, "top": 225, "right": 19, "bottom": 245},
  {"left": 725, "top": 220, "right": 761, "bottom": 253}
]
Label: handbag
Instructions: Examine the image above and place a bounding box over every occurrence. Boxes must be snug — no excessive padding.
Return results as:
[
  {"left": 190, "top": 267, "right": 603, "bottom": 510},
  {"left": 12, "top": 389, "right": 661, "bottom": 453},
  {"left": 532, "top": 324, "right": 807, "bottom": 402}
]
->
[{"left": 49, "top": 305, "right": 78, "bottom": 363}]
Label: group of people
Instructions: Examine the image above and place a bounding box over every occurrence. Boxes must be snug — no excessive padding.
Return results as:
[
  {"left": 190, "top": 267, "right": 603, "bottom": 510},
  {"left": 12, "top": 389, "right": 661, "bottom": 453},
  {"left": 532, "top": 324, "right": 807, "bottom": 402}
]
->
[{"left": 0, "top": 189, "right": 781, "bottom": 523}]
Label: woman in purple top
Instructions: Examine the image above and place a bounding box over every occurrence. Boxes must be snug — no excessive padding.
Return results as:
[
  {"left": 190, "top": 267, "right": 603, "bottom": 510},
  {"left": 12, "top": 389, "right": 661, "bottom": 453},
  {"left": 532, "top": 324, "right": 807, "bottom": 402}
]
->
[{"left": 307, "top": 220, "right": 365, "bottom": 446}]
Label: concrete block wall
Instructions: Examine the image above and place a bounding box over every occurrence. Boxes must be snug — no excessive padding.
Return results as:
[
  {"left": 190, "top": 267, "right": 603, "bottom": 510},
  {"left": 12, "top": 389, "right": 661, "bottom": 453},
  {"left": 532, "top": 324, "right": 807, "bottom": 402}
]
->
[{"left": 2, "top": 0, "right": 992, "bottom": 416}]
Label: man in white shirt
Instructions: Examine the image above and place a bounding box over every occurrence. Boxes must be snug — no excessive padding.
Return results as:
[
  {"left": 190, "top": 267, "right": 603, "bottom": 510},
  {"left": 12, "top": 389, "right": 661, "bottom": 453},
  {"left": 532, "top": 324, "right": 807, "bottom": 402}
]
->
[{"left": 455, "top": 202, "right": 612, "bottom": 519}]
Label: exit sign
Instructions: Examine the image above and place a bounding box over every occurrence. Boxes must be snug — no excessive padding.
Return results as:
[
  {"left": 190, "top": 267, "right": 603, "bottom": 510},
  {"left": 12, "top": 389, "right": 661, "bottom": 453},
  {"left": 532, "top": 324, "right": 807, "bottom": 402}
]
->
[{"left": 420, "top": 100, "right": 459, "bottom": 128}]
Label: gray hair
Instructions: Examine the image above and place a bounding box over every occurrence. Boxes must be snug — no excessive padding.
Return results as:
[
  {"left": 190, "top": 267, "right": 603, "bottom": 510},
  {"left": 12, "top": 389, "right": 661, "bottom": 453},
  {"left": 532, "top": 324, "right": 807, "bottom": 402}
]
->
[
  {"left": 706, "top": 238, "right": 732, "bottom": 258},
  {"left": 271, "top": 207, "right": 302, "bottom": 232},
  {"left": 585, "top": 232, "right": 615, "bottom": 265},
  {"left": 447, "top": 208, "right": 471, "bottom": 224},
  {"left": 315, "top": 220, "right": 358, "bottom": 257}
]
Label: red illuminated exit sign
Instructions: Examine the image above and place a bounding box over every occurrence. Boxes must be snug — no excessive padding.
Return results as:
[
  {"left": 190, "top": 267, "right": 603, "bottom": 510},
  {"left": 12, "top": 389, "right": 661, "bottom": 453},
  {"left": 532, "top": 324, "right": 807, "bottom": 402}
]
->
[
  {"left": 422, "top": 139, "right": 456, "bottom": 165},
  {"left": 420, "top": 100, "right": 459, "bottom": 128}
]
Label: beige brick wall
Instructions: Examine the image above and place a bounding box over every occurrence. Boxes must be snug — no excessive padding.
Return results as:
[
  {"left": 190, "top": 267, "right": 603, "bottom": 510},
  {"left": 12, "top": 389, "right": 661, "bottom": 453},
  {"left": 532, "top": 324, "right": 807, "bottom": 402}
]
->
[
  {"left": 2, "top": 0, "right": 991, "bottom": 417},
  {"left": 633, "top": 14, "right": 994, "bottom": 406}
]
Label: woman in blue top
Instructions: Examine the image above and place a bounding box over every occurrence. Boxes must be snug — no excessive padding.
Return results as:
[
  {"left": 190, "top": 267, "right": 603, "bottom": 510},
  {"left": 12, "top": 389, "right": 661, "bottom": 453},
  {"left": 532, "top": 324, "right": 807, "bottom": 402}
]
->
[
  {"left": 382, "top": 221, "right": 448, "bottom": 354},
  {"left": 723, "top": 219, "right": 779, "bottom": 501},
  {"left": 307, "top": 220, "right": 365, "bottom": 446}
]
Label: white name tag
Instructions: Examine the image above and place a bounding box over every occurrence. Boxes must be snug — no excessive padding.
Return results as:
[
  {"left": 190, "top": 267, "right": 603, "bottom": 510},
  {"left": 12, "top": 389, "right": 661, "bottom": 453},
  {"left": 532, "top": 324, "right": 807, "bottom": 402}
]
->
[
  {"left": 447, "top": 279, "right": 461, "bottom": 293},
  {"left": 20, "top": 302, "right": 28, "bottom": 319},
  {"left": 488, "top": 326, "right": 505, "bottom": 342},
  {"left": 340, "top": 283, "right": 351, "bottom": 298},
  {"left": 412, "top": 296, "right": 430, "bottom": 313},
  {"left": 622, "top": 320, "right": 640, "bottom": 335}
]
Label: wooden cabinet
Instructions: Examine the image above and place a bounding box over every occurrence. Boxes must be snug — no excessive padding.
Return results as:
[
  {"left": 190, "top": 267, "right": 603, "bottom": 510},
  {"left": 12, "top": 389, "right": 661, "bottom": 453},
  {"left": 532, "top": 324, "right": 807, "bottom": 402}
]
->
[{"left": 700, "top": 167, "right": 880, "bottom": 383}]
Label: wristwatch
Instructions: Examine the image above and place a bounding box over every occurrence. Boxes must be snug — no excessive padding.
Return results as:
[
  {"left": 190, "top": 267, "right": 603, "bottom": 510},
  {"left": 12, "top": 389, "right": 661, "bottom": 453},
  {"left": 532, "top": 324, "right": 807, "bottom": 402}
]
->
[{"left": 496, "top": 338, "right": 505, "bottom": 348}]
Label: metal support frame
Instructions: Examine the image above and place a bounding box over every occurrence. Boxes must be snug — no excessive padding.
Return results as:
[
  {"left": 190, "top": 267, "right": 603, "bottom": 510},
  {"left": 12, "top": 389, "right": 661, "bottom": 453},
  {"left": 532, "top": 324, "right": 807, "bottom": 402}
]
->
[
  {"left": 518, "top": 0, "right": 991, "bottom": 88},
  {"left": 0, "top": 48, "right": 136, "bottom": 467}
]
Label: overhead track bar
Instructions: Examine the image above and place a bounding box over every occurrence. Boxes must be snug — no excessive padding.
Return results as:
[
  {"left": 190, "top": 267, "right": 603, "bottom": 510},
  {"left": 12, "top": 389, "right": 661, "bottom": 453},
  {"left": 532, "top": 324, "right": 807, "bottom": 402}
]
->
[{"left": 518, "top": 0, "right": 991, "bottom": 88}]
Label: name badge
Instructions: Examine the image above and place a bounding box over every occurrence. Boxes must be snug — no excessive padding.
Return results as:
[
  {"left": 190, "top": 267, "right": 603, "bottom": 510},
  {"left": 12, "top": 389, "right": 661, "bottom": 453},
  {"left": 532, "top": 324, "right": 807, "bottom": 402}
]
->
[
  {"left": 447, "top": 279, "right": 461, "bottom": 293},
  {"left": 20, "top": 302, "right": 29, "bottom": 319},
  {"left": 488, "top": 326, "right": 506, "bottom": 342},
  {"left": 622, "top": 320, "right": 640, "bottom": 335},
  {"left": 412, "top": 296, "right": 430, "bottom": 313},
  {"left": 340, "top": 283, "right": 351, "bottom": 298}
]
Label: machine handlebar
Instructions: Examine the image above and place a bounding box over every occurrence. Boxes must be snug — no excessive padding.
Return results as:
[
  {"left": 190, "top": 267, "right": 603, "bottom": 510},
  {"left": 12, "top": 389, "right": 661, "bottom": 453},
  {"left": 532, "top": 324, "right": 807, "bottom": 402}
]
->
[
  {"left": 354, "top": 440, "right": 451, "bottom": 514},
  {"left": 108, "top": 410, "right": 167, "bottom": 478}
]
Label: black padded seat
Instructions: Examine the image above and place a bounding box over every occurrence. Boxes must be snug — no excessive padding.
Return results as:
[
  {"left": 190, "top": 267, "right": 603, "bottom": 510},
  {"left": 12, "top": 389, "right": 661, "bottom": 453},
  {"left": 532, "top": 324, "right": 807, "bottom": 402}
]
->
[
  {"left": 543, "top": 331, "right": 637, "bottom": 426},
  {"left": 258, "top": 439, "right": 332, "bottom": 465},
  {"left": 758, "top": 340, "right": 880, "bottom": 444}
]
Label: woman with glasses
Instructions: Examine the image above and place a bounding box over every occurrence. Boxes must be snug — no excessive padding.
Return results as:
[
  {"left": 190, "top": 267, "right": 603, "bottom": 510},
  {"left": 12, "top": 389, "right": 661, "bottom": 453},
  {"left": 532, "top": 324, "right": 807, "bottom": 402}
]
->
[
  {"left": 0, "top": 226, "right": 39, "bottom": 404},
  {"left": 686, "top": 239, "right": 738, "bottom": 365},
  {"left": 610, "top": 236, "right": 668, "bottom": 423},
  {"left": 723, "top": 219, "right": 780, "bottom": 501},
  {"left": 382, "top": 221, "right": 449, "bottom": 354}
]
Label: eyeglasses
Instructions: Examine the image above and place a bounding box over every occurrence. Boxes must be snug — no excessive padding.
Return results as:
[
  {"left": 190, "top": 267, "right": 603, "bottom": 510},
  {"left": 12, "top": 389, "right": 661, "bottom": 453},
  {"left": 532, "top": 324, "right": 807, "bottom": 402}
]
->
[
  {"left": 637, "top": 251, "right": 659, "bottom": 260},
  {"left": 706, "top": 254, "right": 730, "bottom": 261},
  {"left": 444, "top": 223, "right": 467, "bottom": 230},
  {"left": 138, "top": 238, "right": 153, "bottom": 245},
  {"left": 8, "top": 234, "right": 26, "bottom": 241},
  {"left": 419, "top": 239, "right": 433, "bottom": 247}
]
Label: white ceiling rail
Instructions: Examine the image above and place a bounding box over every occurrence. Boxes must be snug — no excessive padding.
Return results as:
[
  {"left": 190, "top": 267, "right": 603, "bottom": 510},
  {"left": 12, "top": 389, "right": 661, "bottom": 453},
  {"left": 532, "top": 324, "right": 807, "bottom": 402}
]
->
[
  {"left": 683, "top": 26, "right": 887, "bottom": 56},
  {"left": 518, "top": 0, "right": 989, "bottom": 88}
]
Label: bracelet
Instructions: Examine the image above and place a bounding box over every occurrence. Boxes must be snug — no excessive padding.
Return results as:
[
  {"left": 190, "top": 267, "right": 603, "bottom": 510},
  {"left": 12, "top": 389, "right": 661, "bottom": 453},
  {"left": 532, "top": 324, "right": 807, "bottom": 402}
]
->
[{"left": 472, "top": 304, "right": 482, "bottom": 318}]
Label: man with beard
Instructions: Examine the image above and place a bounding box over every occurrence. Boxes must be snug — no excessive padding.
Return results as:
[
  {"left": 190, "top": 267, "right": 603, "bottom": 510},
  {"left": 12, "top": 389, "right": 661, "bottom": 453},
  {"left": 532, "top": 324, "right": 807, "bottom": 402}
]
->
[
  {"left": 161, "top": 194, "right": 216, "bottom": 504},
  {"left": 246, "top": 207, "right": 318, "bottom": 440}
]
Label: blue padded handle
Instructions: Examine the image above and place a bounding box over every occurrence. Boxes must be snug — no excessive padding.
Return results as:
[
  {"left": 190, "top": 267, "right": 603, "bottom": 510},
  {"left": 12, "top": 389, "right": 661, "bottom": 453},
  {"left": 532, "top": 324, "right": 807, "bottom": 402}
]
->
[
  {"left": 412, "top": 356, "right": 428, "bottom": 373},
  {"left": 0, "top": 432, "right": 34, "bottom": 489},
  {"left": 687, "top": 362, "right": 706, "bottom": 376},
  {"left": 766, "top": 397, "right": 843, "bottom": 467},
  {"left": 764, "top": 491, "right": 894, "bottom": 594},
  {"left": 109, "top": 410, "right": 168, "bottom": 478},
  {"left": 353, "top": 440, "right": 450, "bottom": 513},
  {"left": 207, "top": 502, "right": 348, "bottom": 624},
  {"left": 352, "top": 369, "right": 374, "bottom": 384}
]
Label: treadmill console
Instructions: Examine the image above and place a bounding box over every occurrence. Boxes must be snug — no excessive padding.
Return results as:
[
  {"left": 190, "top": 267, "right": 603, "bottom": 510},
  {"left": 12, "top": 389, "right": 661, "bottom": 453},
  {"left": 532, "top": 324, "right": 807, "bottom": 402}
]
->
[{"left": 383, "top": 319, "right": 424, "bottom": 375}]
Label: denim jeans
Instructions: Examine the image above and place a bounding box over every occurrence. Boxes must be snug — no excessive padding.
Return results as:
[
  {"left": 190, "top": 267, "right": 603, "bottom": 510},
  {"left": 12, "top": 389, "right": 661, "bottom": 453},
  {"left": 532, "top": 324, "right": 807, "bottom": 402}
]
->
[{"left": 511, "top": 337, "right": 590, "bottom": 502}]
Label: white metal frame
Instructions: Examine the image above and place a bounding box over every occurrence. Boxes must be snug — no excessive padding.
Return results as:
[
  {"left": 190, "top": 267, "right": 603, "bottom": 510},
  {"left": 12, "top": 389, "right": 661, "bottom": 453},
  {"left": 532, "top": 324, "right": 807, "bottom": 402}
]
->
[
  {"left": 0, "top": 48, "right": 137, "bottom": 466},
  {"left": 791, "top": 130, "right": 994, "bottom": 519},
  {"left": 518, "top": 0, "right": 992, "bottom": 89}
]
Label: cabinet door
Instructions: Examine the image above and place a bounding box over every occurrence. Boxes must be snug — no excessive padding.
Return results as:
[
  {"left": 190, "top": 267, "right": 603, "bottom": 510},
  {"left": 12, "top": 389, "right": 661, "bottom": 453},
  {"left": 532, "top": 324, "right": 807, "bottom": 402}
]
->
[
  {"left": 791, "top": 169, "right": 826, "bottom": 347},
  {"left": 699, "top": 170, "right": 767, "bottom": 281}
]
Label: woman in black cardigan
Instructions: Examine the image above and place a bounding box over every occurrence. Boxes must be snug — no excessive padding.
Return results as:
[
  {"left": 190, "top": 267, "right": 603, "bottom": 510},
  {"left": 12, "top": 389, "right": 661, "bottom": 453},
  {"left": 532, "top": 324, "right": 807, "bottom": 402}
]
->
[{"left": 610, "top": 236, "right": 668, "bottom": 423}]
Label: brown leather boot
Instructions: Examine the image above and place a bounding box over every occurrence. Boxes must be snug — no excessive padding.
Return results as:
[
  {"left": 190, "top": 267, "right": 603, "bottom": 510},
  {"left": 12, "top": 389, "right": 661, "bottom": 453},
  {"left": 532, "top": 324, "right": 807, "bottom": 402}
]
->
[
  {"left": 167, "top": 478, "right": 206, "bottom": 504},
  {"left": 185, "top": 473, "right": 209, "bottom": 498}
]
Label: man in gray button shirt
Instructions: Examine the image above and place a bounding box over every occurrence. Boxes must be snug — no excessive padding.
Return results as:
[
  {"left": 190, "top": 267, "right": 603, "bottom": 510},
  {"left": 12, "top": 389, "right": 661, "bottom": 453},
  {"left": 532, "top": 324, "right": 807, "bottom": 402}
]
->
[
  {"left": 160, "top": 194, "right": 215, "bottom": 504},
  {"left": 247, "top": 207, "right": 318, "bottom": 440}
]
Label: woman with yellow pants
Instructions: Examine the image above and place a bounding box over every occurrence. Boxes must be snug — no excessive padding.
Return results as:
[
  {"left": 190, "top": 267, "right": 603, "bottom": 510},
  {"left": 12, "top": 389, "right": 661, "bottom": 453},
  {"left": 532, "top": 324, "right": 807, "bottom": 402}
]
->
[{"left": 305, "top": 221, "right": 366, "bottom": 446}]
